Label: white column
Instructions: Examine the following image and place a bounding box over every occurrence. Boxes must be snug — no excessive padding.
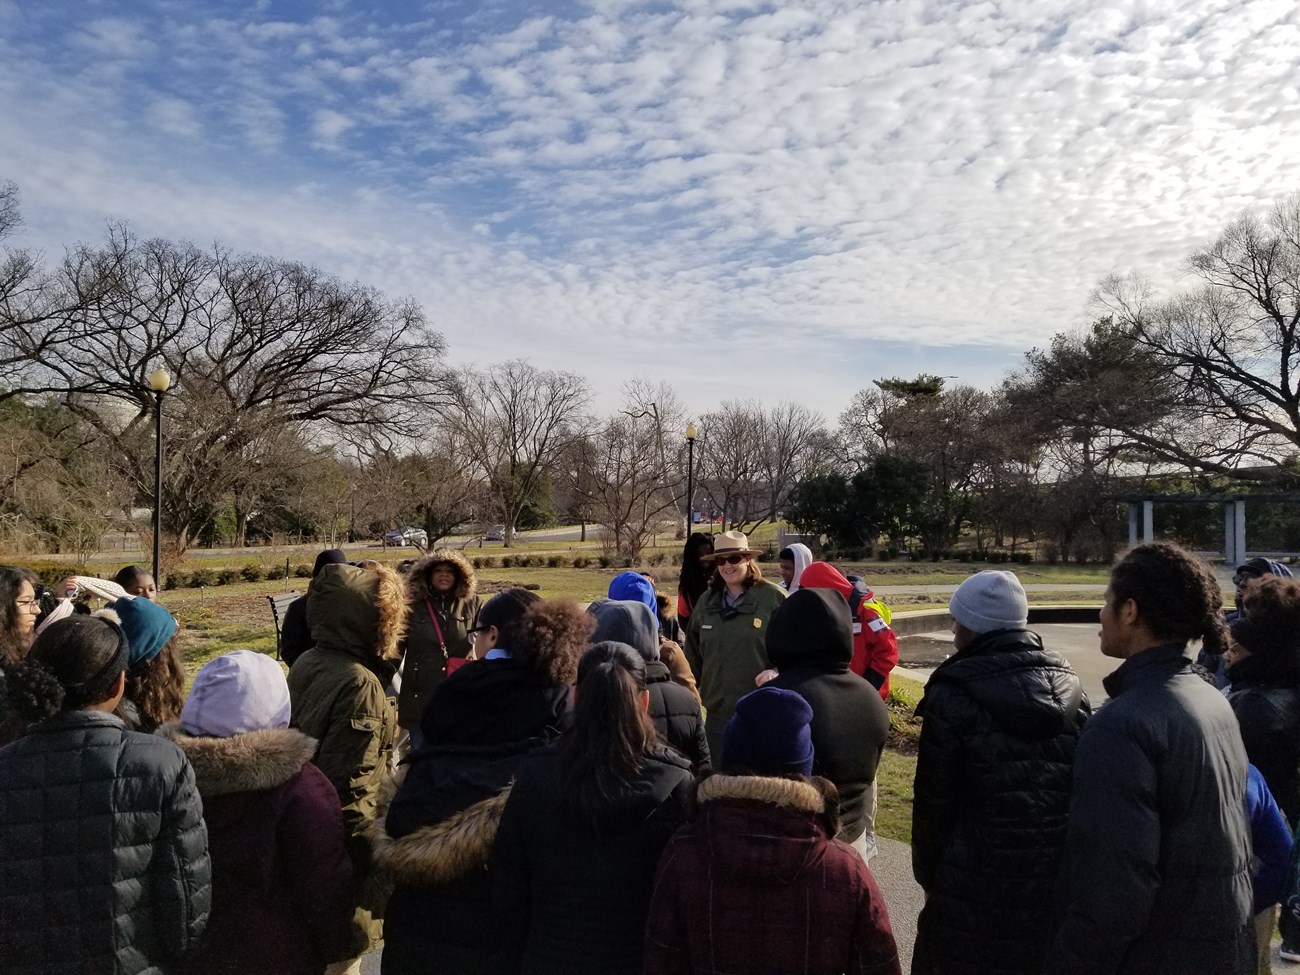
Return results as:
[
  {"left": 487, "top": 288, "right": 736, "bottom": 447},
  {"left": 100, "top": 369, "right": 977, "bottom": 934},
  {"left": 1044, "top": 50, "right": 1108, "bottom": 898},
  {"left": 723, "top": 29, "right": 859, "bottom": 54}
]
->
[
  {"left": 1143, "top": 500, "right": 1154, "bottom": 543},
  {"left": 1233, "top": 500, "right": 1247, "bottom": 565}
]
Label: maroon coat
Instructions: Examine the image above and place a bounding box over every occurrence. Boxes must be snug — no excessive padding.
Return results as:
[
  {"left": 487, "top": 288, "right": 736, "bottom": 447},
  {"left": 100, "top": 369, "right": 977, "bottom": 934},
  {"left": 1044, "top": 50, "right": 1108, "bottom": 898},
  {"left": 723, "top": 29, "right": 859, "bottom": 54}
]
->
[
  {"left": 645, "top": 774, "right": 901, "bottom": 975},
  {"left": 163, "top": 726, "right": 354, "bottom": 975}
]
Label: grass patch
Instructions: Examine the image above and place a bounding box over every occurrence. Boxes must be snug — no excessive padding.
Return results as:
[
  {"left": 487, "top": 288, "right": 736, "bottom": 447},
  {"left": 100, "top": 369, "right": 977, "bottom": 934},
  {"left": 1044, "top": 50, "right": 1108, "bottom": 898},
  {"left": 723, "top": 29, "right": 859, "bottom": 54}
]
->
[
  {"left": 874, "top": 673, "right": 925, "bottom": 843},
  {"left": 876, "top": 749, "right": 918, "bottom": 844}
]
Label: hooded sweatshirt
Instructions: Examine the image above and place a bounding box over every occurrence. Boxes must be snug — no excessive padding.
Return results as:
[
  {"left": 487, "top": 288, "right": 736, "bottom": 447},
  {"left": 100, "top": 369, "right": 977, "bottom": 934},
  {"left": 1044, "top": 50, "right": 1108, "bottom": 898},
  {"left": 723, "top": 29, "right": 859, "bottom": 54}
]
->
[
  {"left": 588, "top": 600, "right": 710, "bottom": 772},
  {"left": 798, "top": 562, "right": 898, "bottom": 699},
  {"left": 781, "top": 542, "right": 814, "bottom": 592},
  {"left": 764, "top": 588, "right": 891, "bottom": 844}
]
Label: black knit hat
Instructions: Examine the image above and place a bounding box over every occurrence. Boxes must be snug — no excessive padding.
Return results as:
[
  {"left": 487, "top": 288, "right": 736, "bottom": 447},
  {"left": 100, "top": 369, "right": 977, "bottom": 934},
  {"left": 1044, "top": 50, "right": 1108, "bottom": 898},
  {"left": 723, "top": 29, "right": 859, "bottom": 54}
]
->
[
  {"left": 722, "top": 687, "right": 815, "bottom": 776},
  {"left": 765, "top": 587, "right": 853, "bottom": 668}
]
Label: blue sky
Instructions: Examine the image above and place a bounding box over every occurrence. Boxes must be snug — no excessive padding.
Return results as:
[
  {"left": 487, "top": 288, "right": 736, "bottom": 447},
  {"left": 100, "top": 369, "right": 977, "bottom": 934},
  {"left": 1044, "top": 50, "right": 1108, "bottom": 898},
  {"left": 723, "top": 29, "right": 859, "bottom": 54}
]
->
[{"left": 2, "top": 0, "right": 1298, "bottom": 420}]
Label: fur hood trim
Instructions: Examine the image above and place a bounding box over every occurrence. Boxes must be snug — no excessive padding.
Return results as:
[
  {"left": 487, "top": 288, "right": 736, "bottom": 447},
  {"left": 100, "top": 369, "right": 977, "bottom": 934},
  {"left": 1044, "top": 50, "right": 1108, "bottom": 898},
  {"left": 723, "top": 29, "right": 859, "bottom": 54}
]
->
[
  {"left": 697, "top": 773, "right": 829, "bottom": 815},
  {"left": 158, "top": 724, "right": 317, "bottom": 797},
  {"left": 408, "top": 548, "right": 477, "bottom": 603},
  {"left": 372, "top": 562, "right": 409, "bottom": 662},
  {"left": 370, "top": 767, "right": 511, "bottom": 886}
]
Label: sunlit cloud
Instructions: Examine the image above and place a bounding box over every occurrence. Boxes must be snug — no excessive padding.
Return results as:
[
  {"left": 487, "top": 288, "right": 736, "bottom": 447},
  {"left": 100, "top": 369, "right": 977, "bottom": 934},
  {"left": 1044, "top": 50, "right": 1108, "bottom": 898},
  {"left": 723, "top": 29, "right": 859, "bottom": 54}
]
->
[{"left": 1, "top": 0, "right": 1298, "bottom": 415}]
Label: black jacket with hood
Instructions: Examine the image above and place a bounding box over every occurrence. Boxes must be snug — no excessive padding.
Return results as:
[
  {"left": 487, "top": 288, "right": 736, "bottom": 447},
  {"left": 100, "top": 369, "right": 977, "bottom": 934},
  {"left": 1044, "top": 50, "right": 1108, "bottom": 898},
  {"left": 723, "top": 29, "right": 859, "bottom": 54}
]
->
[
  {"left": 764, "top": 587, "right": 890, "bottom": 844},
  {"left": 910, "top": 627, "right": 1089, "bottom": 975},
  {"left": 1048, "top": 643, "right": 1255, "bottom": 975},
  {"left": 373, "top": 654, "right": 572, "bottom": 975},
  {"left": 491, "top": 742, "right": 694, "bottom": 975},
  {"left": 588, "top": 599, "right": 710, "bottom": 773}
]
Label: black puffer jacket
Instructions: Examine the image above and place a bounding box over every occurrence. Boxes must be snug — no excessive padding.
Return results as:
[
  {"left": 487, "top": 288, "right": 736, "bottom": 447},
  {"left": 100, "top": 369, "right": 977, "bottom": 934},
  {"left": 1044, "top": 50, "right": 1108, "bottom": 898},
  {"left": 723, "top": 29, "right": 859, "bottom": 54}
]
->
[
  {"left": 1048, "top": 644, "right": 1255, "bottom": 975},
  {"left": 645, "top": 660, "right": 710, "bottom": 773},
  {"left": 1226, "top": 652, "right": 1300, "bottom": 825},
  {"left": 375, "top": 657, "right": 571, "bottom": 975},
  {"left": 910, "top": 628, "right": 1088, "bottom": 975},
  {"left": 0, "top": 710, "right": 212, "bottom": 975},
  {"left": 491, "top": 743, "right": 694, "bottom": 974},
  {"left": 765, "top": 588, "right": 890, "bottom": 844}
]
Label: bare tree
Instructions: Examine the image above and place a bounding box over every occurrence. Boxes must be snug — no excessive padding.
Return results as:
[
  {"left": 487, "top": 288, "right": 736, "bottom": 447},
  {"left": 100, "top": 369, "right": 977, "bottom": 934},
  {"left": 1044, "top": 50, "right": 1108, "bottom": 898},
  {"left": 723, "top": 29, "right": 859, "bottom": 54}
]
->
[
  {"left": 696, "top": 400, "right": 765, "bottom": 530},
  {"left": 757, "top": 401, "right": 831, "bottom": 521},
  {"left": 10, "top": 227, "right": 451, "bottom": 550},
  {"left": 1094, "top": 195, "right": 1300, "bottom": 478},
  {"left": 577, "top": 385, "right": 687, "bottom": 560},
  {"left": 443, "top": 361, "right": 589, "bottom": 546}
]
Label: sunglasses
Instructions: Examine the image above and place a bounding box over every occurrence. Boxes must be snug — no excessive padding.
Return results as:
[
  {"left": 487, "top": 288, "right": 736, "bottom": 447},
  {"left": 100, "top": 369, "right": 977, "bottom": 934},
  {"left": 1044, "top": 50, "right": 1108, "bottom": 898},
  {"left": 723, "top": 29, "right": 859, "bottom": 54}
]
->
[
  {"left": 716, "top": 554, "right": 748, "bottom": 565},
  {"left": 1233, "top": 572, "right": 1261, "bottom": 587}
]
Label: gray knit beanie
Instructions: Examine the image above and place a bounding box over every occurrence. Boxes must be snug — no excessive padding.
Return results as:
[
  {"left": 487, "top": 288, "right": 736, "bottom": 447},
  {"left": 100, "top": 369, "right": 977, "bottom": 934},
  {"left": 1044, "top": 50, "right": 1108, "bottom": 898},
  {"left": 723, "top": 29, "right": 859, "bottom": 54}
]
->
[{"left": 949, "top": 570, "right": 1029, "bottom": 634}]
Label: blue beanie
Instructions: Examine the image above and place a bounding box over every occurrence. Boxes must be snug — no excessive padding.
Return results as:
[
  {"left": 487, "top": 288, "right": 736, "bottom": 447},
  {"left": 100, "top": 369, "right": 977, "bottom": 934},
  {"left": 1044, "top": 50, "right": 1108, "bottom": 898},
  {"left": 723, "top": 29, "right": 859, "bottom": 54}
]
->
[
  {"left": 109, "top": 597, "right": 178, "bottom": 668},
  {"left": 722, "top": 687, "right": 815, "bottom": 777},
  {"left": 608, "top": 572, "right": 657, "bottom": 614}
]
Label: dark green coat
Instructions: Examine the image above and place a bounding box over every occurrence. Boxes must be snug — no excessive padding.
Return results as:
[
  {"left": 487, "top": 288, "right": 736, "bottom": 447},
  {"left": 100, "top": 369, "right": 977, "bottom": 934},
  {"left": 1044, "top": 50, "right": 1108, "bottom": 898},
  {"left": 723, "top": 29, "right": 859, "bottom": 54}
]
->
[{"left": 684, "top": 578, "right": 786, "bottom": 757}]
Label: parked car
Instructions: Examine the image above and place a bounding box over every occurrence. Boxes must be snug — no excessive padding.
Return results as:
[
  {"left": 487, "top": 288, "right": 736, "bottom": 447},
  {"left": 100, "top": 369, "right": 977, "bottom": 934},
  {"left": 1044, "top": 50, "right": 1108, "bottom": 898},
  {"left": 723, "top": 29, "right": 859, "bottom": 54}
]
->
[
  {"left": 485, "top": 525, "right": 506, "bottom": 541},
  {"left": 385, "top": 527, "right": 428, "bottom": 547}
]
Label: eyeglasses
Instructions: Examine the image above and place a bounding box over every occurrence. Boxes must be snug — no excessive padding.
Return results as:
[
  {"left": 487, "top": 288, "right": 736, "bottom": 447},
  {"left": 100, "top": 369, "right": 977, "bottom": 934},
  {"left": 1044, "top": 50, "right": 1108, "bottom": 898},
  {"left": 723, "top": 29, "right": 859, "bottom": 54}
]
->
[
  {"left": 15, "top": 599, "right": 39, "bottom": 611},
  {"left": 1233, "top": 572, "right": 1260, "bottom": 587},
  {"left": 467, "top": 625, "right": 490, "bottom": 636},
  {"left": 717, "top": 554, "right": 747, "bottom": 565}
]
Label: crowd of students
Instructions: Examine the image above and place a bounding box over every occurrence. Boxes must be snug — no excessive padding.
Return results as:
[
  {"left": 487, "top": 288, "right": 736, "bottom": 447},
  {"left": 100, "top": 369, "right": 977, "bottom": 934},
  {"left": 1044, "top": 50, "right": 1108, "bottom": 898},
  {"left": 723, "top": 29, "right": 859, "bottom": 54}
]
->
[{"left": 0, "top": 534, "right": 1294, "bottom": 974}]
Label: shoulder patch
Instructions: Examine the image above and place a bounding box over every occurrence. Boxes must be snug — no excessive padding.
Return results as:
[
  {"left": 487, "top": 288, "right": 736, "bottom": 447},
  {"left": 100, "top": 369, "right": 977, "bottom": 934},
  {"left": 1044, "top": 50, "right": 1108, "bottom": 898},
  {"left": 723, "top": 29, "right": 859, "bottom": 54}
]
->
[{"left": 868, "top": 617, "right": 889, "bottom": 633}]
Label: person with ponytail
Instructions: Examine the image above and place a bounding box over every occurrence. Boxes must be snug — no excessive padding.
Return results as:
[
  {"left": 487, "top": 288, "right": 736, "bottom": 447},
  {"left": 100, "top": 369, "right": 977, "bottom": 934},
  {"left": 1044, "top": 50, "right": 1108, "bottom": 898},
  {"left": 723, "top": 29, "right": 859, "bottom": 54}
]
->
[
  {"left": 1048, "top": 542, "right": 1255, "bottom": 975},
  {"left": 374, "top": 590, "right": 591, "bottom": 975},
  {"left": 491, "top": 642, "right": 694, "bottom": 975},
  {"left": 0, "top": 614, "right": 210, "bottom": 975}
]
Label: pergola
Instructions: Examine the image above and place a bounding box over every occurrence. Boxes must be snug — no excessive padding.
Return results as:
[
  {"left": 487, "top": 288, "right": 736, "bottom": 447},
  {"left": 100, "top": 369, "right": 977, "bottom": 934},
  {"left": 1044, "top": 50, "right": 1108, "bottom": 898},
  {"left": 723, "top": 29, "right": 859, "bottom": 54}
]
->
[{"left": 1115, "top": 493, "right": 1300, "bottom": 564}]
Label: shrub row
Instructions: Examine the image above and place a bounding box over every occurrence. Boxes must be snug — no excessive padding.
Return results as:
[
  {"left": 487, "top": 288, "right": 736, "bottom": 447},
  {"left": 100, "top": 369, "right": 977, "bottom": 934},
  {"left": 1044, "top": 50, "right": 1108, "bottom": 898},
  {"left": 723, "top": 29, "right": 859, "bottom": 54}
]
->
[{"left": 163, "top": 562, "right": 313, "bottom": 590}]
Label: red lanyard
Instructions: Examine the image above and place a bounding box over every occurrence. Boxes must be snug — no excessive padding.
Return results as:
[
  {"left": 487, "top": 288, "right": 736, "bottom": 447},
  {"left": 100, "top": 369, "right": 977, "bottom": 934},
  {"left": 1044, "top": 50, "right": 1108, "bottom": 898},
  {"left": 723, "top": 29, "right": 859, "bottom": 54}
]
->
[{"left": 424, "top": 598, "right": 447, "bottom": 654}]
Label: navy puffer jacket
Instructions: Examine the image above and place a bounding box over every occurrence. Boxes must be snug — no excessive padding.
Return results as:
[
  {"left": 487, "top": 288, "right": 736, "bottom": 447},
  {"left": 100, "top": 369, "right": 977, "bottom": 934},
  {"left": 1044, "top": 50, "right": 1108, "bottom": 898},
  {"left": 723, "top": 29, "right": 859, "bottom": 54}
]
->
[
  {"left": 0, "top": 710, "right": 211, "bottom": 975},
  {"left": 911, "top": 628, "right": 1089, "bottom": 975}
]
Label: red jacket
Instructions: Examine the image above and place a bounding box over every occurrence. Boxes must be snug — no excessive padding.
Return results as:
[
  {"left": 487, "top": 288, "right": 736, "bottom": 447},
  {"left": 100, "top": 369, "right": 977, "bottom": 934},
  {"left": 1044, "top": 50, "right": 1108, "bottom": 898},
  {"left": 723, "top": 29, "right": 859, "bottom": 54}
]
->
[
  {"left": 645, "top": 774, "right": 901, "bottom": 975},
  {"left": 799, "top": 562, "right": 898, "bottom": 700}
]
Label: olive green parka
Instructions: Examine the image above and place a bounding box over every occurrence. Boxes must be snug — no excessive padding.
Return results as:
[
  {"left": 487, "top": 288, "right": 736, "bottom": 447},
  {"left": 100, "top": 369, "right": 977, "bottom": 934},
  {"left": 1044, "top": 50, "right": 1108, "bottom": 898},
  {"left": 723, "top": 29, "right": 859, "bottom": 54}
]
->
[{"left": 288, "top": 562, "right": 407, "bottom": 953}]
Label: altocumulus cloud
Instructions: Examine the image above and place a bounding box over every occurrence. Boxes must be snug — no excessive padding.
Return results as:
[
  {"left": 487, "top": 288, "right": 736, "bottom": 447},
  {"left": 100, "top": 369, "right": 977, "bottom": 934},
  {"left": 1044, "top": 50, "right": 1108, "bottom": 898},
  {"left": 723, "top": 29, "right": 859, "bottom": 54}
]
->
[{"left": 0, "top": 0, "right": 1298, "bottom": 412}]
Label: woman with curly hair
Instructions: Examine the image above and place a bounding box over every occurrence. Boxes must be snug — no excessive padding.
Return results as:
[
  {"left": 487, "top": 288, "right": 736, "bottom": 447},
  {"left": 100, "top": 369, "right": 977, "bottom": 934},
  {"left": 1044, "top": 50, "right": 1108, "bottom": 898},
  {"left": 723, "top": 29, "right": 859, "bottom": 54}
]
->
[
  {"left": 492, "top": 641, "right": 694, "bottom": 974},
  {"left": 374, "top": 590, "right": 592, "bottom": 975},
  {"left": 0, "top": 614, "right": 210, "bottom": 975},
  {"left": 1049, "top": 542, "right": 1254, "bottom": 975},
  {"left": 0, "top": 566, "right": 40, "bottom": 664}
]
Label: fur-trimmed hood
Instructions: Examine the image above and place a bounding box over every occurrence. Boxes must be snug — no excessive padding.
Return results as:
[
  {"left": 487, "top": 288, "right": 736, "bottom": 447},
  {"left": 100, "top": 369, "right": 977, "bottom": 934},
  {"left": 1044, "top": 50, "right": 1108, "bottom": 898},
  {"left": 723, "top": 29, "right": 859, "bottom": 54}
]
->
[
  {"left": 695, "top": 772, "right": 842, "bottom": 868},
  {"left": 370, "top": 766, "right": 511, "bottom": 887},
  {"left": 408, "top": 548, "right": 477, "bottom": 603},
  {"left": 308, "top": 562, "right": 408, "bottom": 663},
  {"left": 158, "top": 723, "right": 317, "bottom": 797}
]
